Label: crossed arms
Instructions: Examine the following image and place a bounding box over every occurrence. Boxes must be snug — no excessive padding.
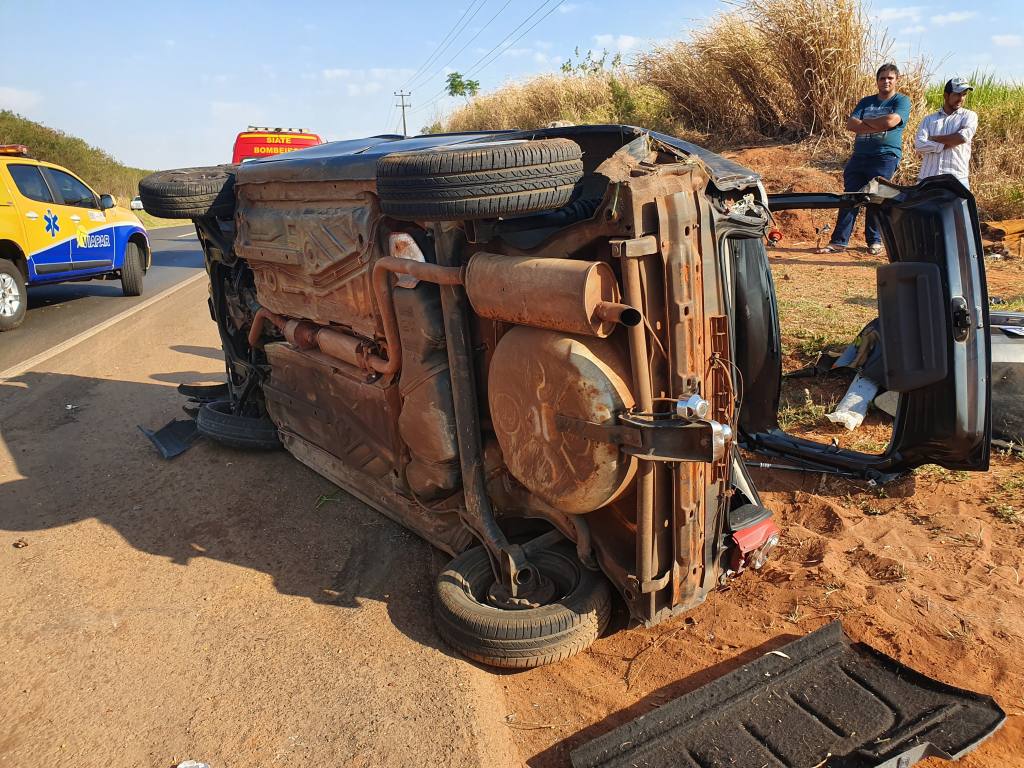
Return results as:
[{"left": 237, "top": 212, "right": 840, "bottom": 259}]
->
[
  {"left": 915, "top": 111, "right": 978, "bottom": 154},
  {"left": 846, "top": 113, "right": 902, "bottom": 134}
]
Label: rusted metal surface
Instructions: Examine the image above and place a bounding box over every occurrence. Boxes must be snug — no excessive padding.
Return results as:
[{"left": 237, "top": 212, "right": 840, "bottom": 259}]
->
[
  {"left": 264, "top": 342, "right": 399, "bottom": 478},
  {"left": 617, "top": 238, "right": 657, "bottom": 614},
  {"left": 370, "top": 256, "right": 465, "bottom": 375},
  {"left": 234, "top": 181, "right": 380, "bottom": 337},
  {"left": 464, "top": 253, "right": 623, "bottom": 338},
  {"left": 488, "top": 326, "right": 637, "bottom": 514}
]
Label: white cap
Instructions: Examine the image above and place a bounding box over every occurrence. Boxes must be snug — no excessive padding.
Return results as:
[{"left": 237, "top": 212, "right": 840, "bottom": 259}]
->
[{"left": 945, "top": 77, "right": 973, "bottom": 94}]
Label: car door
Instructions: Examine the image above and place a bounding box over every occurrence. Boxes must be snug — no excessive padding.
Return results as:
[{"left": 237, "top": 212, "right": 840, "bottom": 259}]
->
[
  {"left": 41, "top": 166, "right": 116, "bottom": 272},
  {"left": 4, "top": 162, "right": 74, "bottom": 278},
  {"left": 734, "top": 175, "right": 990, "bottom": 481}
]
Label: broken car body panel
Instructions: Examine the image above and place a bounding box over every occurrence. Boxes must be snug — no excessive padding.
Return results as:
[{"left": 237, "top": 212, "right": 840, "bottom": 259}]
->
[{"left": 747, "top": 177, "right": 991, "bottom": 479}]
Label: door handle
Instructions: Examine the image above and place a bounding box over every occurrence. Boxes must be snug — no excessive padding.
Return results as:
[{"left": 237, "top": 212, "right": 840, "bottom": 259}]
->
[
  {"left": 25, "top": 211, "right": 39, "bottom": 220},
  {"left": 70, "top": 215, "right": 81, "bottom": 222}
]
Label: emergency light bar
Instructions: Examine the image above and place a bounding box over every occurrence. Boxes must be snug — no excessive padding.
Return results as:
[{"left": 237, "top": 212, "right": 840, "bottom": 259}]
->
[{"left": 0, "top": 144, "right": 30, "bottom": 157}]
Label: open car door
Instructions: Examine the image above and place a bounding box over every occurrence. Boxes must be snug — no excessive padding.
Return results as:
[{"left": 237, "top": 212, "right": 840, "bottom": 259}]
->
[{"left": 734, "top": 175, "right": 990, "bottom": 482}]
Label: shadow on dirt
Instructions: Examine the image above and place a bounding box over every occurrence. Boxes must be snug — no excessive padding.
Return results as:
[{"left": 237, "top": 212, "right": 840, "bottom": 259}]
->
[
  {"left": 525, "top": 634, "right": 800, "bottom": 767},
  {"left": 0, "top": 369, "right": 457, "bottom": 661}
]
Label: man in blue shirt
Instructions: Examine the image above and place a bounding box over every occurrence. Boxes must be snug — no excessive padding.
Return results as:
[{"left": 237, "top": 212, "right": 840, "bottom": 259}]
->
[{"left": 819, "top": 63, "right": 912, "bottom": 255}]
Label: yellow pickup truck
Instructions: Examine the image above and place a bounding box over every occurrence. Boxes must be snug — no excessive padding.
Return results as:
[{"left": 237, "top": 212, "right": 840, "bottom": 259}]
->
[{"left": 0, "top": 144, "right": 150, "bottom": 331}]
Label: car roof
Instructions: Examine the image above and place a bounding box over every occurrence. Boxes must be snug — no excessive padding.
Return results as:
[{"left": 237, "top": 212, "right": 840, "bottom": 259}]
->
[{"left": 234, "top": 124, "right": 761, "bottom": 192}]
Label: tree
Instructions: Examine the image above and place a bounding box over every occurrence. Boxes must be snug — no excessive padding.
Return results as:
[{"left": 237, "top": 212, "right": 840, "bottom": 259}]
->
[{"left": 446, "top": 72, "right": 480, "bottom": 102}]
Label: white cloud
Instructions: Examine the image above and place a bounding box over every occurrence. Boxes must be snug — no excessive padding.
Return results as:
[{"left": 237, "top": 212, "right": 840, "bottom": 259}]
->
[
  {"left": 933, "top": 11, "right": 976, "bottom": 24},
  {"left": 322, "top": 68, "right": 354, "bottom": 80},
  {"left": 321, "top": 67, "right": 414, "bottom": 83},
  {"left": 346, "top": 82, "right": 383, "bottom": 97},
  {"left": 558, "top": 3, "right": 579, "bottom": 12},
  {"left": 0, "top": 86, "right": 41, "bottom": 112},
  {"left": 874, "top": 6, "right": 926, "bottom": 23},
  {"left": 592, "top": 34, "right": 643, "bottom": 54},
  {"left": 900, "top": 24, "right": 927, "bottom": 35},
  {"left": 993, "top": 34, "right": 1023, "bottom": 47}
]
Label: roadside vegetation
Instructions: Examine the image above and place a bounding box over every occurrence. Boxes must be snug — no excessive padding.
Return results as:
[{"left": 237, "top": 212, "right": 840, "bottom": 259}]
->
[
  {"left": 0, "top": 109, "right": 149, "bottom": 205},
  {"left": 428, "top": 0, "right": 1022, "bottom": 220}
]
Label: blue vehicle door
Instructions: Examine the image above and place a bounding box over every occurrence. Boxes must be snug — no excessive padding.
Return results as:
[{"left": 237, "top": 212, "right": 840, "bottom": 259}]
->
[{"left": 41, "top": 167, "right": 115, "bottom": 272}]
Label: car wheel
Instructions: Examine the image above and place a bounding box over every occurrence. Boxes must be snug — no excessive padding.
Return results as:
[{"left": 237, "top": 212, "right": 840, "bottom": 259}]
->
[
  {"left": 138, "top": 164, "right": 238, "bottom": 219},
  {"left": 434, "top": 542, "right": 611, "bottom": 669},
  {"left": 376, "top": 138, "right": 584, "bottom": 221},
  {"left": 0, "top": 260, "right": 27, "bottom": 332},
  {"left": 195, "top": 399, "right": 281, "bottom": 451},
  {"left": 120, "top": 241, "right": 145, "bottom": 297}
]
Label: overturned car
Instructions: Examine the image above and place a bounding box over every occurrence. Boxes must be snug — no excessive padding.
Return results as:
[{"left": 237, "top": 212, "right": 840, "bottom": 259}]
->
[{"left": 140, "top": 125, "right": 990, "bottom": 669}]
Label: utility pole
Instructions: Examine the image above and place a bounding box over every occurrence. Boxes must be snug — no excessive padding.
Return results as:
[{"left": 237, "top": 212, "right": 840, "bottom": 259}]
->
[{"left": 394, "top": 91, "right": 411, "bottom": 137}]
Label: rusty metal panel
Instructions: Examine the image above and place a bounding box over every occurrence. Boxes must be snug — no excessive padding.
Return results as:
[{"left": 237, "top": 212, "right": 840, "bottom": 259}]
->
[
  {"left": 235, "top": 182, "right": 380, "bottom": 337},
  {"left": 488, "top": 326, "right": 637, "bottom": 514},
  {"left": 263, "top": 342, "right": 399, "bottom": 480}
]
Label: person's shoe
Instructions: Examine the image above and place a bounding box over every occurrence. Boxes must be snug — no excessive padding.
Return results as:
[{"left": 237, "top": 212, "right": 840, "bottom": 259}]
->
[
  {"left": 867, "top": 243, "right": 884, "bottom": 255},
  {"left": 817, "top": 243, "right": 847, "bottom": 254}
]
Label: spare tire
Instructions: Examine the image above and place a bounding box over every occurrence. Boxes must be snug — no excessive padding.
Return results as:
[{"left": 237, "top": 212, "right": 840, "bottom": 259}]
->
[
  {"left": 434, "top": 543, "right": 611, "bottom": 669},
  {"left": 376, "top": 138, "right": 583, "bottom": 221},
  {"left": 138, "top": 164, "right": 238, "bottom": 219},
  {"left": 196, "top": 399, "right": 281, "bottom": 451}
]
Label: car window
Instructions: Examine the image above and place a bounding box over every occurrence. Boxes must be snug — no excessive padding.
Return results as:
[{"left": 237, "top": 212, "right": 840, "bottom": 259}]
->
[
  {"left": 6, "top": 164, "right": 54, "bottom": 203},
  {"left": 44, "top": 168, "right": 98, "bottom": 209}
]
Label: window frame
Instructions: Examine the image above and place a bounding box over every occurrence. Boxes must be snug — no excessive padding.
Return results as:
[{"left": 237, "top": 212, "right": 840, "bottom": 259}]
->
[
  {"left": 6, "top": 162, "right": 56, "bottom": 204},
  {"left": 41, "top": 166, "right": 99, "bottom": 209}
]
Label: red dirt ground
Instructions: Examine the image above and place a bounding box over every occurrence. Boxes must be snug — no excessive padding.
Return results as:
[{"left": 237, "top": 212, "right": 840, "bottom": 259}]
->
[{"left": 500, "top": 145, "right": 1024, "bottom": 767}]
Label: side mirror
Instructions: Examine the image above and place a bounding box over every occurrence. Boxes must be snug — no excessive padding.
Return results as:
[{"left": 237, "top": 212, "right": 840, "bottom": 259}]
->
[{"left": 99, "top": 194, "right": 116, "bottom": 210}]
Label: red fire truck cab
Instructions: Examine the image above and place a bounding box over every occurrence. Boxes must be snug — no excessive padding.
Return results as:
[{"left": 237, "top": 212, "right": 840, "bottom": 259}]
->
[{"left": 231, "top": 127, "right": 322, "bottom": 164}]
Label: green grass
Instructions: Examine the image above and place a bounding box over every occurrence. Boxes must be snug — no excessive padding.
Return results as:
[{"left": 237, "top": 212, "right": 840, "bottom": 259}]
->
[{"left": 0, "top": 109, "right": 151, "bottom": 204}]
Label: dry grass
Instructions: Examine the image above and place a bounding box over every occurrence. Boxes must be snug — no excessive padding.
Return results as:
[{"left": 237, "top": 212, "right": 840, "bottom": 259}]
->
[
  {"left": 431, "top": 0, "right": 1017, "bottom": 219},
  {"left": 427, "top": 71, "right": 674, "bottom": 135}
]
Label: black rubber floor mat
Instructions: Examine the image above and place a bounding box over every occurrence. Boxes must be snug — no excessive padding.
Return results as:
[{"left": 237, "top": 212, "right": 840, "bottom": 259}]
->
[
  {"left": 571, "top": 622, "right": 1004, "bottom": 768},
  {"left": 139, "top": 418, "right": 200, "bottom": 459}
]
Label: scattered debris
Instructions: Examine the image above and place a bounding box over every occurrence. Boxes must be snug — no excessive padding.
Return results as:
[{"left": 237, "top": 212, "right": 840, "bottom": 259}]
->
[
  {"left": 138, "top": 418, "right": 200, "bottom": 459},
  {"left": 12, "top": 538, "right": 28, "bottom": 549}
]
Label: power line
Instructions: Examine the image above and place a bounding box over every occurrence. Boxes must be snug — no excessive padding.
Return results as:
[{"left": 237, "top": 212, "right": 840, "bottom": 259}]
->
[
  {"left": 406, "top": 0, "right": 513, "bottom": 93},
  {"left": 400, "top": 0, "right": 488, "bottom": 90},
  {"left": 469, "top": 0, "right": 565, "bottom": 76},
  {"left": 412, "top": 0, "right": 565, "bottom": 117}
]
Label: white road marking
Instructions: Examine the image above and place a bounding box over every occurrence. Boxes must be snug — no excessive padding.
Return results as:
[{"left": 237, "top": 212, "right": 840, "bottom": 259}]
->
[
  {"left": 0, "top": 271, "right": 208, "bottom": 382},
  {"left": 176, "top": 231, "right": 196, "bottom": 238}
]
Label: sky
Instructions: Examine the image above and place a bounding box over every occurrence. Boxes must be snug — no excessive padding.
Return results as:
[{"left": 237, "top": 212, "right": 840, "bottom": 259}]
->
[{"left": 0, "top": 0, "right": 1019, "bottom": 170}]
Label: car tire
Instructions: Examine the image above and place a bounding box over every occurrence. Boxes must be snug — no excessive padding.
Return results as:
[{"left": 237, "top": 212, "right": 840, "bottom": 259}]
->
[
  {"left": 121, "top": 241, "right": 145, "bottom": 297},
  {"left": 376, "top": 138, "right": 584, "bottom": 221},
  {"left": 0, "top": 259, "right": 27, "bottom": 332},
  {"left": 138, "top": 164, "right": 238, "bottom": 219},
  {"left": 434, "top": 542, "right": 611, "bottom": 669},
  {"left": 195, "top": 399, "right": 281, "bottom": 451}
]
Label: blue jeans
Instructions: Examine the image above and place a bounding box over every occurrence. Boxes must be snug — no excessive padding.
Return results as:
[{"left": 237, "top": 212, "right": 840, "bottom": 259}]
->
[{"left": 829, "top": 153, "right": 899, "bottom": 247}]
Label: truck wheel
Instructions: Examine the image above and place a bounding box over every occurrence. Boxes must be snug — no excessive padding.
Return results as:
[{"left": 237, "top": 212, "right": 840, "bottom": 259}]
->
[
  {"left": 0, "top": 260, "right": 27, "bottom": 332},
  {"left": 196, "top": 399, "right": 281, "bottom": 451},
  {"left": 120, "top": 241, "right": 145, "bottom": 297},
  {"left": 376, "top": 138, "right": 583, "bottom": 221},
  {"left": 434, "top": 543, "right": 611, "bottom": 669},
  {"left": 138, "top": 164, "right": 238, "bottom": 219}
]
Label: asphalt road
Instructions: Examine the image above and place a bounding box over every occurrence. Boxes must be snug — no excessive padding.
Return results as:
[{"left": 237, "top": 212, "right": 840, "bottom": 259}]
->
[{"left": 0, "top": 224, "right": 205, "bottom": 374}]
